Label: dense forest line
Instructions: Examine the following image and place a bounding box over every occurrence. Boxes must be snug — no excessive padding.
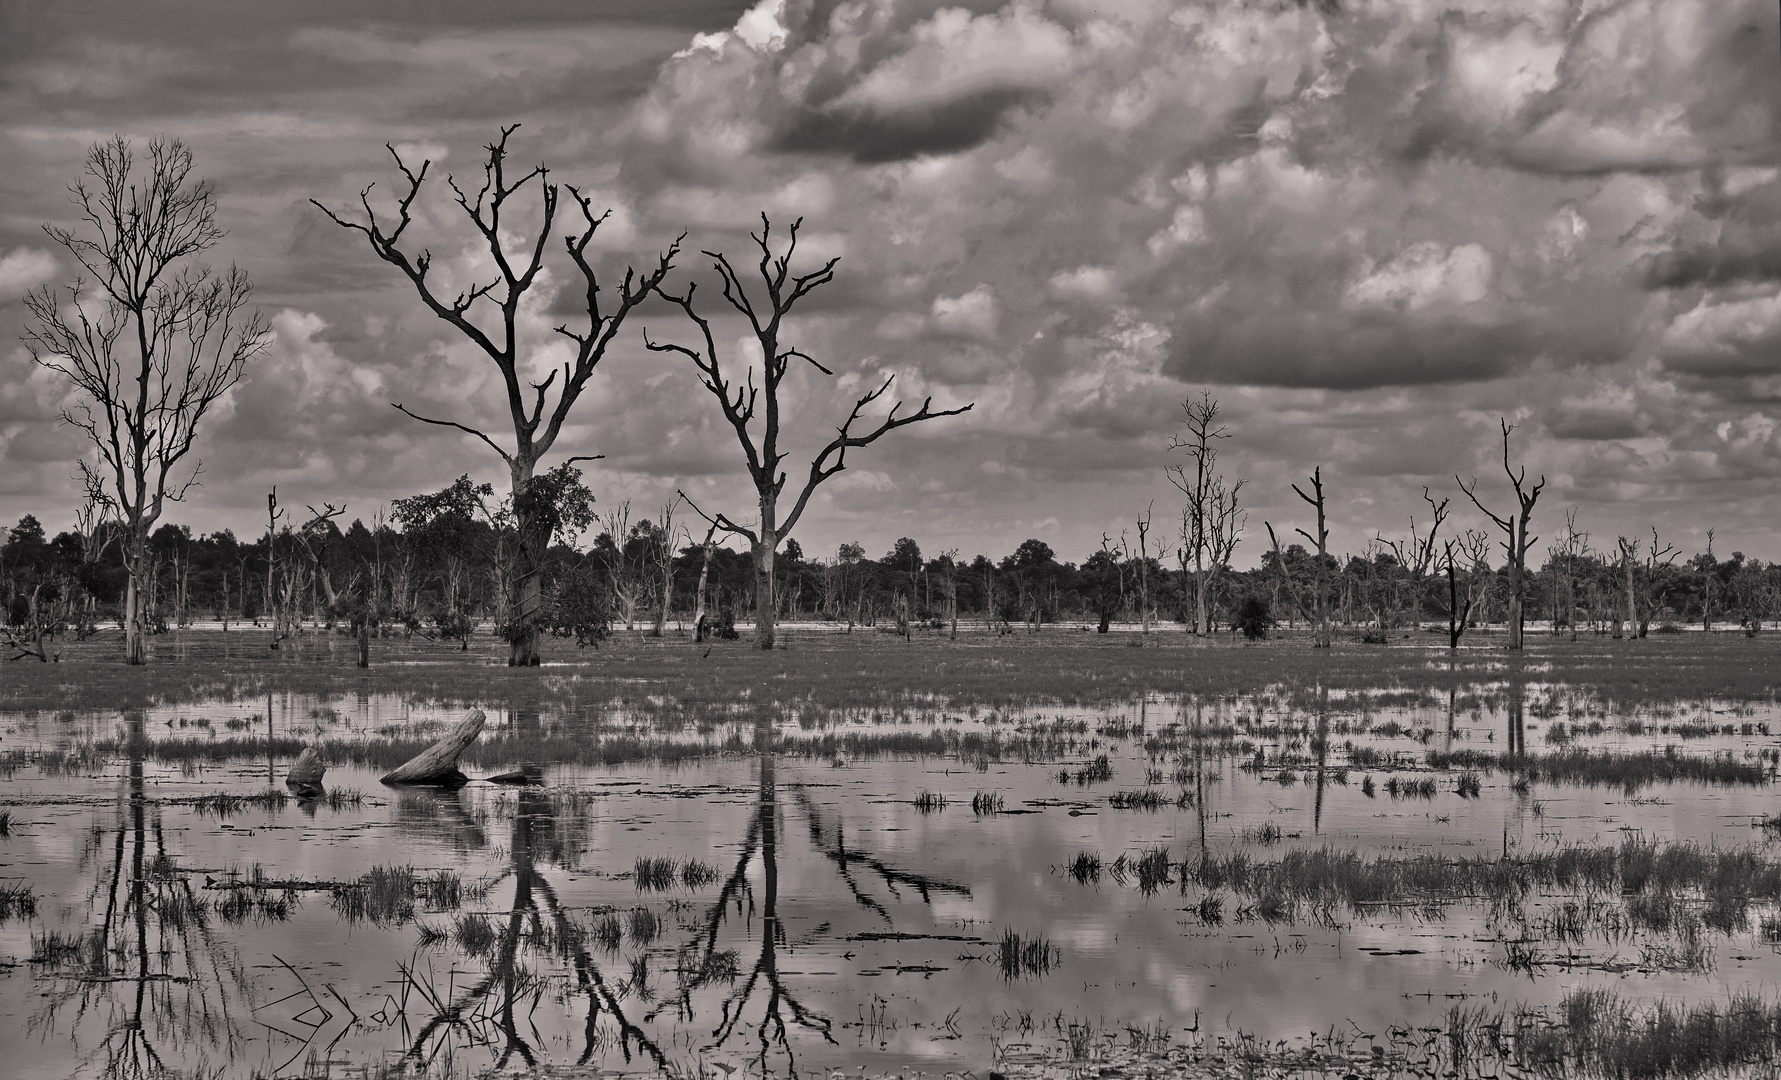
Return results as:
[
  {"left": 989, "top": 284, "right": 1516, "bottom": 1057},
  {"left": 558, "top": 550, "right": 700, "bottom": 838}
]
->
[{"left": 2, "top": 478, "right": 1772, "bottom": 661}]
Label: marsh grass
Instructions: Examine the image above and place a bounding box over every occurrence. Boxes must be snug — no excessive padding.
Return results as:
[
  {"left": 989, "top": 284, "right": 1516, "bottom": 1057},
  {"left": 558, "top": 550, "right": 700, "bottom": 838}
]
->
[
  {"left": 592, "top": 912, "right": 624, "bottom": 952},
  {"left": 1067, "top": 852, "right": 1101, "bottom": 884},
  {"left": 1426, "top": 747, "right": 1765, "bottom": 790},
  {"left": 998, "top": 928, "right": 1060, "bottom": 980},
  {"left": 453, "top": 912, "right": 498, "bottom": 956},
  {"left": 331, "top": 865, "right": 417, "bottom": 925},
  {"left": 1535, "top": 989, "right": 1781, "bottom": 1078},
  {"left": 190, "top": 790, "right": 290, "bottom": 817},
  {"left": 0, "top": 810, "right": 11, "bottom": 836},
  {"left": 634, "top": 856, "right": 678, "bottom": 892},
  {"left": 1384, "top": 776, "right": 1438, "bottom": 799},
  {"left": 0, "top": 881, "right": 38, "bottom": 922},
  {"left": 1107, "top": 789, "right": 1164, "bottom": 810},
  {"left": 12, "top": 628, "right": 1781, "bottom": 723},
  {"left": 627, "top": 906, "right": 662, "bottom": 946},
  {"left": 912, "top": 790, "right": 947, "bottom": 812},
  {"left": 971, "top": 790, "right": 1004, "bottom": 815}
]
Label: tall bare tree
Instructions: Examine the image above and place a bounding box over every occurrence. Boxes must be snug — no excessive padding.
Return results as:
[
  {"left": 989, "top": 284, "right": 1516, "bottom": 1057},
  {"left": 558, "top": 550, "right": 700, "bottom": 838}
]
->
[
  {"left": 1273, "top": 467, "right": 1332, "bottom": 647},
  {"left": 312, "top": 126, "right": 680, "bottom": 665},
  {"left": 1459, "top": 420, "right": 1544, "bottom": 650},
  {"left": 24, "top": 136, "right": 269, "bottom": 664},
  {"left": 647, "top": 215, "right": 972, "bottom": 650},
  {"left": 1166, "top": 391, "right": 1245, "bottom": 635}
]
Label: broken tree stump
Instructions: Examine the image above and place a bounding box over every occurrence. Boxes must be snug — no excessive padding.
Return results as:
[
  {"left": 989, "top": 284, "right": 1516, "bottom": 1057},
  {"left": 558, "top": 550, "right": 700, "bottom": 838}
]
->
[
  {"left": 285, "top": 747, "right": 326, "bottom": 797},
  {"left": 381, "top": 709, "right": 485, "bottom": 787}
]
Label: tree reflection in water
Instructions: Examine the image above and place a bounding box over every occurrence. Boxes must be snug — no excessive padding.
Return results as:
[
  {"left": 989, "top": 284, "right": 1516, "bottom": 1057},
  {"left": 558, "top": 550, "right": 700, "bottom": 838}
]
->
[
  {"left": 390, "top": 719, "right": 975, "bottom": 1074},
  {"left": 397, "top": 784, "right": 667, "bottom": 1072},
  {"left": 30, "top": 712, "right": 254, "bottom": 1079},
  {"left": 650, "top": 719, "right": 972, "bottom": 1073}
]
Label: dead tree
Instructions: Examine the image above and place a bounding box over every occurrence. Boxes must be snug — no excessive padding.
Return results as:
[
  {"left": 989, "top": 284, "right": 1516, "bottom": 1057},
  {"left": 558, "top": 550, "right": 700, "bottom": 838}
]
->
[
  {"left": 1135, "top": 505, "right": 1154, "bottom": 634},
  {"left": 647, "top": 215, "right": 971, "bottom": 650},
  {"left": 691, "top": 521, "right": 719, "bottom": 642},
  {"left": 312, "top": 125, "right": 680, "bottom": 665},
  {"left": 1381, "top": 488, "right": 1448, "bottom": 632},
  {"left": 1286, "top": 467, "right": 1332, "bottom": 647},
  {"left": 25, "top": 136, "right": 269, "bottom": 665},
  {"left": 1618, "top": 529, "right": 1678, "bottom": 638},
  {"left": 1459, "top": 420, "right": 1544, "bottom": 650},
  {"left": 1546, "top": 510, "right": 1589, "bottom": 641},
  {"left": 653, "top": 500, "right": 680, "bottom": 637},
  {"left": 1166, "top": 392, "right": 1245, "bottom": 635},
  {"left": 1441, "top": 529, "right": 1492, "bottom": 648}
]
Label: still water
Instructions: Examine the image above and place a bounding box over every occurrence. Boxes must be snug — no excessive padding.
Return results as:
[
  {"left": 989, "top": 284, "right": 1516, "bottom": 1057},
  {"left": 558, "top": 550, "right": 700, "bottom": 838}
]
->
[{"left": 3, "top": 683, "right": 1779, "bottom": 1077}]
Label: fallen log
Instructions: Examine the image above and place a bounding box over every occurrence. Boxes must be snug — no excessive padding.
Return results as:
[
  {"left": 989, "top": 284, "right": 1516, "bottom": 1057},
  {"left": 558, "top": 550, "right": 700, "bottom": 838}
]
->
[
  {"left": 381, "top": 709, "right": 485, "bottom": 787},
  {"left": 483, "top": 762, "right": 544, "bottom": 785},
  {"left": 285, "top": 747, "right": 326, "bottom": 797}
]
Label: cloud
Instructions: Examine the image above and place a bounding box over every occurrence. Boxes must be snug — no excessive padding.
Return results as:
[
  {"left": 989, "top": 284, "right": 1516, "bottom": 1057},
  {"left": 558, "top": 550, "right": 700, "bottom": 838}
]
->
[
  {"left": 4, "top": 0, "right": 1781, "bottom": 562},
  {"left": 0, "top": 248, "right": 57, "bottom": 298}
]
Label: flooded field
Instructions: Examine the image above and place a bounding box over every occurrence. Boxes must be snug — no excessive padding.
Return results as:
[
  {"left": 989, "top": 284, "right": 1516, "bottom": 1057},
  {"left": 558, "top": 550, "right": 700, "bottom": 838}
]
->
[{"left": 5, "top": 631, "right": 1781, "bottom": 1078}]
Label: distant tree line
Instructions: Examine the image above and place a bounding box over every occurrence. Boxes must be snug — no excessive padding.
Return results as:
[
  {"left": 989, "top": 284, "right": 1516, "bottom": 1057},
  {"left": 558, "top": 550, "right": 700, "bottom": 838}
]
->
[{"left": 3, "top": 484, "right": 1774, "bottom": 660}]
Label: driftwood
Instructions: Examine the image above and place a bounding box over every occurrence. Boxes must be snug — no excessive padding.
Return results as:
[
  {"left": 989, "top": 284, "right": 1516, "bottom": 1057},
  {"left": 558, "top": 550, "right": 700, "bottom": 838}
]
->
[
  {"left": 285, "top": 747, "right": 326, "bottom": 797},
  {"left": 381, "top": 709, "right": 485, "bottom": 787}
]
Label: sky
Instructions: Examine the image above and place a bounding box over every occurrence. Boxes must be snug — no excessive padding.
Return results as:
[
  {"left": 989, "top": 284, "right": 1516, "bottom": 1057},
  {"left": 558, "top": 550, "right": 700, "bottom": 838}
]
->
[{"left": 1, "top": 0, "right": 1779, "bottom": 568}]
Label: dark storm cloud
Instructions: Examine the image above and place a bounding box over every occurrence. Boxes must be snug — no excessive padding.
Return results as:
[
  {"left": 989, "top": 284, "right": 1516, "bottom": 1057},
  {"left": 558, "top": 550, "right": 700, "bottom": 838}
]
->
[{"left": 769, "top": 87, "right": 1040, "bottom": 163}]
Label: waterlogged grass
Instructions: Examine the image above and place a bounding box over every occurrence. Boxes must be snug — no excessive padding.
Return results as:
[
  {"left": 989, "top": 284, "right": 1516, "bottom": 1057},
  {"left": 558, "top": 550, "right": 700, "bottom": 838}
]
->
[
  {"left": 1426, "top": 747, "right": 1768, "bottom": 789},
  {"left": 16, "top": 625, "right": 1781, "bottom": 719},
  {"left": 1172, "top": 838, "right": 1781, "bottom": 931},
  {"left": 998, "top": 929, "right": 1060, "bottom": 980},
  {"left": 0, "top": 881, "right": 37, "bottom": 922}
]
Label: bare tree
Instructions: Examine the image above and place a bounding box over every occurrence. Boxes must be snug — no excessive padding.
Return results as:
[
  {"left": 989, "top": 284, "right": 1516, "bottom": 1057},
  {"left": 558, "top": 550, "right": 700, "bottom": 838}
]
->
[
  {"left": 1381, "top": 488, "right": 1448, "bottom": 632},
  {"left": 690, "top": 521, "right": 720, "bottom": 643},
  {"left": 1440, "top": 529, "right": 1492, "bottom": 648},
  {"left": 1134, "top": 505, "right": 1154, "bottom": 634},
  {"left": 653, "top": 499, "right": 681, "bottom": 637},
  {"left": 312, "top": 126, "right": 680, "bottom": 665},
  {"left": 647, "top": 215, "right": 972, "bottom": 650},
  {"left": 1458, "top": 420, "right": 1545, "bottom": 650},
  {"left": 1166, "top": 391, "right": 1245, "bottom": 635},
  {"left": 1618, "top": 528, "right": 1678, "bottom": 638},
  {"left": 1280, "top": 467, "right": 1332, "bottom": 647},
  {"left": 24, "top": 136, "right": 269, "bottom": 664},
  {"left": 1546, "top": 510, "right": 1589, "bottom": 641}
]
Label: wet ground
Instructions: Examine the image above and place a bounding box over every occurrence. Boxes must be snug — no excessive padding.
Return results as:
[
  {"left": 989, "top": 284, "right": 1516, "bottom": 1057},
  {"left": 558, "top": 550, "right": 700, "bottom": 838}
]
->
[{"left": 4, "top": 643, "right": 1781, "bottom": 1078}]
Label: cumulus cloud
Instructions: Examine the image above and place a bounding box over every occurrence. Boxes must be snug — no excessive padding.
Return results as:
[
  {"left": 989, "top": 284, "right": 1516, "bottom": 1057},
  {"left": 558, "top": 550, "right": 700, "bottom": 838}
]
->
[
  {"left": 2, "top": 0, "right": 1780, "bottom": 560},
  {"left": 0, "top": 248, "right": 58, "bottom": 298}
]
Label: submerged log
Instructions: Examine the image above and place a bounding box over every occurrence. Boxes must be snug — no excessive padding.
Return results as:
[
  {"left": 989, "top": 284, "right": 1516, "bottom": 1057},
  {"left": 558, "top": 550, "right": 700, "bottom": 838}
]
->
[
  {"left": 483, "top": 761, "right": 544, "bottom": 785},
  {"left": 285, "top": 747, "right": 326, "bottom": 797},
  {"left": 381, "top": 709, "right": 485, "bottom": 787}
]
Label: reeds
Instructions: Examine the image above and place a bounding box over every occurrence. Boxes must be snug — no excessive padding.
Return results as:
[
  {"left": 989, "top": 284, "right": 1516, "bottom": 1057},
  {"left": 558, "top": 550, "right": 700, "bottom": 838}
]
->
[
  {"left": 1108, "top": 789, "right": 1165, "bottom": 810},
  {"left": 972, "top": 791, "right": 1004, "bottom": 815},
  {"left": 1534, "top": 988, "right": 1781, "bottom": 1078},
  {"left": 0, "top": 882, "right": 38, "bottom": 922},
  {"left": 1425, "top": 747, "right": 1766, "bottom": 790},
  {"left": 997, "top": 928, "right": 1060, "bottom": 980},
  {"left": 912, "top": 790, "right": 947, "bottom": 812},
  {"left": 331, "top": 865, "right": 417, "bottom": 925},
  {"left": 1066, "top": 852, "right": 1101, "bottom": 884},
  {"left": 190, "top": 790, "right": 290, "bottom": 817}
]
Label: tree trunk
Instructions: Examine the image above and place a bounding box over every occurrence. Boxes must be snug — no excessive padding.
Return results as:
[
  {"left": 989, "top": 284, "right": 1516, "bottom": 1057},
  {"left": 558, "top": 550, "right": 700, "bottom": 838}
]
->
[
  {"left": 754, "top": 501, "right": 777, "bottom": 650},
  {"left": 508, "top": 527, "right": 543, "bottom": 666},
  {"left": 286, "top": 746, "right": 326, "bottom": 797},
  {"left": 693, "top": 538, "right": 714, "bottom": 643},
  {"left": 382, "top": 709, "right": 486, "bottom": 786},
  {"left": 1507, "top": 561, "right": 1524, "bottom": 650},
  {"left": 123, "top": 527, "right": 147, "bottom": 665},
  {"left": 1624, "top": 562, "right": 1637, "bottom": 638},
  {"left": 357, "top": 616, "right": 370, "bottom": 668},
  {"left": 1194, "top": 564, "right": 1208, "bottom": 636}
]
